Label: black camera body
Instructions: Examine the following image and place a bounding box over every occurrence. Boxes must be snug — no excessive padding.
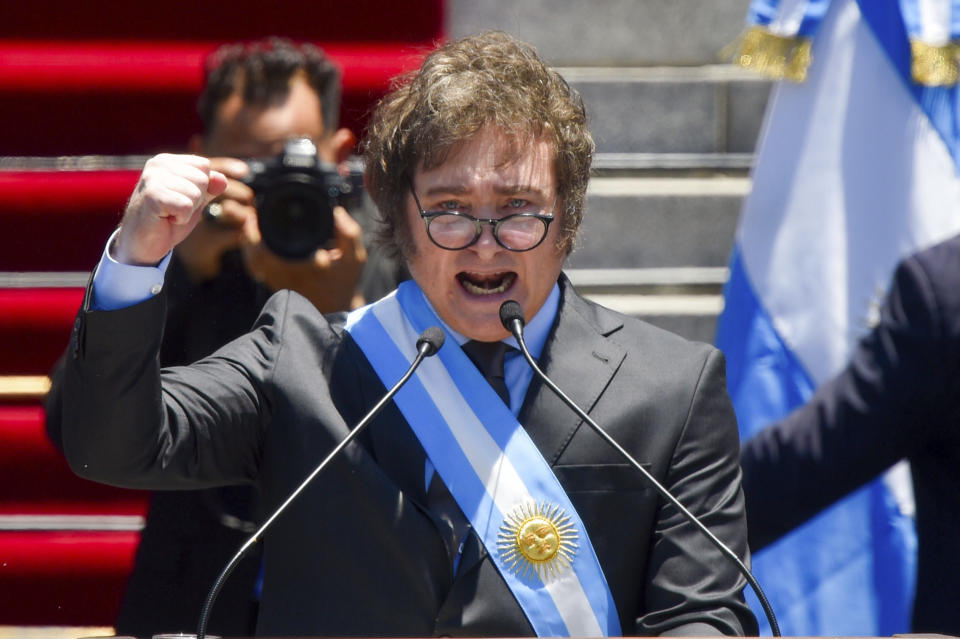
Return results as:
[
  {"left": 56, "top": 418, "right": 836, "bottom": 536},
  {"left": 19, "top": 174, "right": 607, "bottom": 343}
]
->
[{"left": 243, "top": 137, "right": 364, "bottom": 259}]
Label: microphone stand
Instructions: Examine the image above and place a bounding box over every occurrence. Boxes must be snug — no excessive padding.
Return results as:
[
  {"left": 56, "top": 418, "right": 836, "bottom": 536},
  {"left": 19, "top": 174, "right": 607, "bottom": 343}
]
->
[
  {"left": 196, "top": 327, "right": 444, "bottom": 639},
  {"left": 501, "top": 303, "right": 781, "bottom": 636}
]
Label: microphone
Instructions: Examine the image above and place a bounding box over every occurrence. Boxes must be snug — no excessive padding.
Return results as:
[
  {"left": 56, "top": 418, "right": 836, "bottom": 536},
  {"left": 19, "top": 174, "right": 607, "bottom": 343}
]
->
[
  {"left": 417, "top": 325, "right": 445, "bottom": 357},
  {"left": 196, "top": 326, "right": 445, "bottom": 639},
  {"left": 499, "top": 301, "right": 781, "bottom": 636}
]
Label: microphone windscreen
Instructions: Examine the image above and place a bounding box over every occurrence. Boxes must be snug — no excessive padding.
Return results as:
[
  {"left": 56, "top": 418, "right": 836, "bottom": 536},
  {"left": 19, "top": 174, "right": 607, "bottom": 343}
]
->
[
  {"left": 499, "top": 300, "right": 525, "bottom": 330},
  {"left": 416, "top": 326, "right": 445, "bottom": 356}
]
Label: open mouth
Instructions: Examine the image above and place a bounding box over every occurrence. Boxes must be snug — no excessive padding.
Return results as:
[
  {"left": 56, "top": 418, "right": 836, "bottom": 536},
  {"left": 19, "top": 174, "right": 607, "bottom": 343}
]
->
[{"left": 457, "top": 271, "right": 517, "bottom": 295}]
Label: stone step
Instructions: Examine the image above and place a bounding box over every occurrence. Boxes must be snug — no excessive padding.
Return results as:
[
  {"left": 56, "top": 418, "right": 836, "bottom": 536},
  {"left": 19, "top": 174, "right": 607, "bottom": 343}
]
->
[
  {"left": 560, "top": 65, "right": 771, "bottom": 154},
  {"left": 568, "top": 267, "right": 725, "bottom": 344},
  {"left": 0, "top": 272, "right": 91, "bottom": 287},
  {"left": 593, "top": 152, "right": 753, "bottom": 174},
  {"left": 447, "top": 0, "right": 751, "bottom": 67},
  {"left": 570, "top": 175, "right": 748, "bottom": 269},
  {"left": 567, "top": 266, "right": 727, "bottom": 293},
  {"left": 589, "top": 295, "right": 721, "bottom": 344}
]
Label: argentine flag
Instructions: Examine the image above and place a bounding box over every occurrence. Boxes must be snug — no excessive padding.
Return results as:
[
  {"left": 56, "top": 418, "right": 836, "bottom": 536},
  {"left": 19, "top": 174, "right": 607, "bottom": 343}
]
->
[{"left": 718, "top": 0, "right": 960, "bottom": 634}]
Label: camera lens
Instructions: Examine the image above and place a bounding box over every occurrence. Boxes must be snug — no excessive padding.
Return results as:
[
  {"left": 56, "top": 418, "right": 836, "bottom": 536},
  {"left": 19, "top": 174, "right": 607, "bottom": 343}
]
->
[{"left": 256, "top": 181, "right": 334, "bottom": 260}]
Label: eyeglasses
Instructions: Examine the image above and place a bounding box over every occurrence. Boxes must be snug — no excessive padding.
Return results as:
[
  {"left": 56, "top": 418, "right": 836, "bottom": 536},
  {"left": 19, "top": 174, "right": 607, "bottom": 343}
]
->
[{"left": 410, "top": 187, "right": 556, "bottom": 252}]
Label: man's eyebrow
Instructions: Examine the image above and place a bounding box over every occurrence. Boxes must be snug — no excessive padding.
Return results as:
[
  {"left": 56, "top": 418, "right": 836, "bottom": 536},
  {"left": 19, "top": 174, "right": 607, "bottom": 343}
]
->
[
  {"left": 493, "top": 184, "right": 548, "bottom": 197},
  {"left": 421, "top": 184, "right": 471, "bottom": 197},
  {"left": 421, "top": 184, "right": 550, "bottom": 197}
]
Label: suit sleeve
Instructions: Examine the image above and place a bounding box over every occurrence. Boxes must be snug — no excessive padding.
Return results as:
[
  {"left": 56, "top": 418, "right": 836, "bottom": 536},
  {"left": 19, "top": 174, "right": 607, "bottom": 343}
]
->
[
  {"left": 741, "top": 253, "right": 943, "bottom": 550},
  {"left": 639, "top": 347, "right": 758, "bottom": 637},
  {"left": 60, "top": 283, "right": 288, "bottom": 490}
]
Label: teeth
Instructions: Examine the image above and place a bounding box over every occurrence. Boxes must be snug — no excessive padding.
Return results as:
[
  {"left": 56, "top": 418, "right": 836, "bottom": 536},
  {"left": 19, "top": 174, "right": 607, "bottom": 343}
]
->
[{"left": 460, "top": 272, "right": 515, "bottom": 295}]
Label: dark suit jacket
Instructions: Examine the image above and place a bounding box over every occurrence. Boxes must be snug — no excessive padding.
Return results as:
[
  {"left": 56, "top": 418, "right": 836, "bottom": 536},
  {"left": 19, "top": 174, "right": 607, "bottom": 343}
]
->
[
  {"left": 61, "top": 274, "right": 756, "bottom": 637},
  {"left": 47, "top": 248, "right": 406, "bottom": 638},
  {"left": 741, "top": 234, "right": 960, "bottom": 635},
  {"left": 46, "top": 252, "right": 267, "bottom": 637}
]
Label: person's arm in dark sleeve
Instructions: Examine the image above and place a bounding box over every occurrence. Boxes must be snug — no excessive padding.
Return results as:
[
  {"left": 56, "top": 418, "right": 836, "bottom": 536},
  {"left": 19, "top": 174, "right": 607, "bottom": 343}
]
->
[
  {"left": 58, "top": 161, "right": 267, "bottom": 491},
  {"left": 741, "top": 252, "right": 943, "bottom": 550},
  {"left": 59, "top": 280, "right": 285, "bottom": 490}
]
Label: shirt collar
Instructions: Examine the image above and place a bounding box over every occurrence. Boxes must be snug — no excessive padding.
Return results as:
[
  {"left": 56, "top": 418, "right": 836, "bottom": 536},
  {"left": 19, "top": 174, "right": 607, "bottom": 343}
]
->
[{"left": 426, "top": 282, "right": 561, "bottom": 361}]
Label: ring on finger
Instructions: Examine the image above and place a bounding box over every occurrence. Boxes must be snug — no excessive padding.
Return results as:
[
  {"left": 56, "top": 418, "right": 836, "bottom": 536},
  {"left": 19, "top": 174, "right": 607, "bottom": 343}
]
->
[{"left": 204, "top": 201, "right": 224, "bottom": 221}]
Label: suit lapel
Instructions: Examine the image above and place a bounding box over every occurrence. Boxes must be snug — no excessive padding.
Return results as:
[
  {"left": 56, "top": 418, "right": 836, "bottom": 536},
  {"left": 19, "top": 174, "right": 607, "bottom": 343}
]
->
[{"left": 519, "top": 276, "right": 627, "bottom": 464}]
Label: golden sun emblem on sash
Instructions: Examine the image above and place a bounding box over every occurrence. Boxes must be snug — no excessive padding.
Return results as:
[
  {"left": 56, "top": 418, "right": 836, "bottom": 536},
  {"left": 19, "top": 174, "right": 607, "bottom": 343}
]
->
[{"left": 498, "top": 501, "right": 578, "bottom": 581}]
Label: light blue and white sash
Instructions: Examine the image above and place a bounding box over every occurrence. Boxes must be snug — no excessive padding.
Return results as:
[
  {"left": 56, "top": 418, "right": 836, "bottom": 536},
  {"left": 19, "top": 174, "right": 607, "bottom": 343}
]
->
[{"left": 345, "top": 280, "right": 620, "bottom": 637}]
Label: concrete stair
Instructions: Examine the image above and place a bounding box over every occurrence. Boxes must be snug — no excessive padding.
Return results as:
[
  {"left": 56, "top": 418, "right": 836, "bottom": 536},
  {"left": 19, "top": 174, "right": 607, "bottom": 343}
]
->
[
  {"left": 564, "top": 65, "right": 769, "bottom": 155},
  {"left": 448, "top": 0, "right": 771, "bottom": 343},
  {"left": 568, "top": 172, "right": 747, "bottom": 342},
  {"left": 447, "top": 0, "right": 752, "bottom": 67}
]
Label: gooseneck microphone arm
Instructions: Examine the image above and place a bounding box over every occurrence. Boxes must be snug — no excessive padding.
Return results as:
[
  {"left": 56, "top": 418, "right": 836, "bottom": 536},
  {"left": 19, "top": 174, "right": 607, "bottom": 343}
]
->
[
  {"left": 196, "top": 326, "right": 446, "bottom": 639},
  {"left": 498, "top": 301, "right": 780, "bottom": 637}
]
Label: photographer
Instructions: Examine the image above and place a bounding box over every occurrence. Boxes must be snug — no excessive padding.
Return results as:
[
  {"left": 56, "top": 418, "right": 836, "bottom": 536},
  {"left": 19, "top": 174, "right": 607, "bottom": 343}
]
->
[
  {"left": 44, "top": 37, "right": 403, "bottom": 637},
  {"left": 180, "top": 39, "right": 378, "bottom": 314}
]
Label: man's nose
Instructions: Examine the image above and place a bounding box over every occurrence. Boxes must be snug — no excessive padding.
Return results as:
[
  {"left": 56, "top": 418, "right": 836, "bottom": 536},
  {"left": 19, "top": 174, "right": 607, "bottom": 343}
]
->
[{"left": 471, "top": 219, "right": 501, "bottom": 257}]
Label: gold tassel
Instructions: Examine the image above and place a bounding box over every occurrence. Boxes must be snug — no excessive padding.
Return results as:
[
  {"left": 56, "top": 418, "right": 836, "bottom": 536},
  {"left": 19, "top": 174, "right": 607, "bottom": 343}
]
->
[
  {"left": 724, "top": 25, "right": 814, "bottom": 83},
  {"left": 910, "top": 39, "right": 960, "bottom": 86}
]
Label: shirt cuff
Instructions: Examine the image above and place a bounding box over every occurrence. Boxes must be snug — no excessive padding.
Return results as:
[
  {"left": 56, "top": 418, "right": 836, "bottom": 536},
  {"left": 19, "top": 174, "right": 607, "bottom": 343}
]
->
[{"left": 91, "top": 227, "right": 172, "bottom": 311}]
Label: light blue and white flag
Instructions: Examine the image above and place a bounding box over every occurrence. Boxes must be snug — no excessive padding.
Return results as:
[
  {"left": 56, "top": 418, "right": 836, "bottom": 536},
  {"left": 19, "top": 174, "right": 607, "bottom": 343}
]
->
[{"left": 718, "top": 0, "right": 960, "bottom": 634}]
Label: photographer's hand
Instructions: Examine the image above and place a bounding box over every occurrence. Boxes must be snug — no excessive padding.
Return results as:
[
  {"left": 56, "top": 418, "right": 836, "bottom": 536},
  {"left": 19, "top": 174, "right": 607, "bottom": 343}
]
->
[
  {"left": 114, "top": 154, "right": 227, "bottom": 266},
  {"left": 174, "top": 157, "right": 253, "bottom": 283},
  {"left": 241, "top": 205, "right": 368, "bottom": 313}
]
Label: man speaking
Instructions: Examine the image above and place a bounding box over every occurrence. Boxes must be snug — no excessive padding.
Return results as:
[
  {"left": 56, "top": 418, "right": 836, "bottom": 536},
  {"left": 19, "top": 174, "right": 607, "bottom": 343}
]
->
[{"left": 60, "top": 32, "right": 756, "bottom": 636}]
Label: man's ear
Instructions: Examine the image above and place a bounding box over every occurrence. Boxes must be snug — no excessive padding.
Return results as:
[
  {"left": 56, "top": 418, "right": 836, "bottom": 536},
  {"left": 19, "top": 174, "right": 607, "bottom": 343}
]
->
[{"left": 331, "top": 128, "right": 358, "bottom": 163}]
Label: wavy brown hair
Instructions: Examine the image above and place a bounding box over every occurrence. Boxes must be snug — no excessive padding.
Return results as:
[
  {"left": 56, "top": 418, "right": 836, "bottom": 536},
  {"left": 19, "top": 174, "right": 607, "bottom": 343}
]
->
[{"left": 363, "top": 31, "right": 593, "bottom": 259}]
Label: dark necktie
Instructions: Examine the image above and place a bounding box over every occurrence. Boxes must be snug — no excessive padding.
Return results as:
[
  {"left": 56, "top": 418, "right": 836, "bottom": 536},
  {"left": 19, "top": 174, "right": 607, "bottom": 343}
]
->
[{"left": 462, "top": 339, "right": 511, "bottom": 406}]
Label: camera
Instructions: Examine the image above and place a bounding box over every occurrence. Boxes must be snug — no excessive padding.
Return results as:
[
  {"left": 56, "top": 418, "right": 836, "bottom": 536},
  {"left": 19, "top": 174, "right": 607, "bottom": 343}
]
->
[{"left": 242, "top": 137, "right": 364, "bottom": 260}]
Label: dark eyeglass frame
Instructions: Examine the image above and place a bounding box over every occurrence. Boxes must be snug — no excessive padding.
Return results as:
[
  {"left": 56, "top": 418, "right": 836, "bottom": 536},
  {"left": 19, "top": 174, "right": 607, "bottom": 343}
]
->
[{"left": 410, "top": 186, "right": 556, "bottom": 252}]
